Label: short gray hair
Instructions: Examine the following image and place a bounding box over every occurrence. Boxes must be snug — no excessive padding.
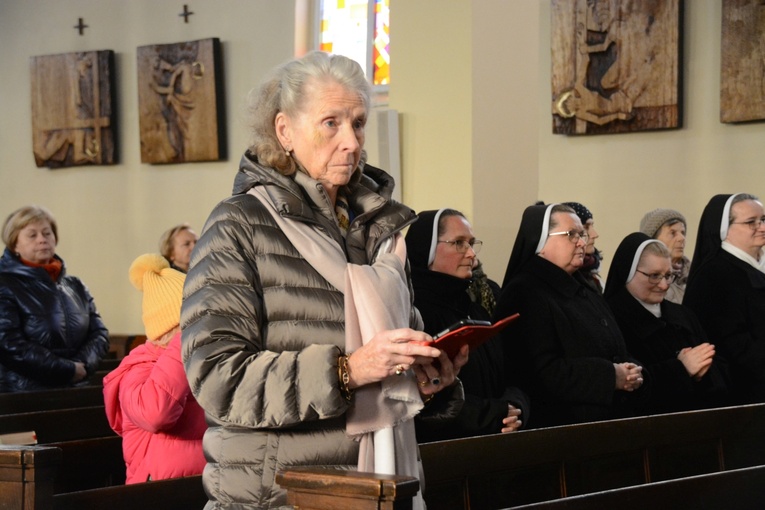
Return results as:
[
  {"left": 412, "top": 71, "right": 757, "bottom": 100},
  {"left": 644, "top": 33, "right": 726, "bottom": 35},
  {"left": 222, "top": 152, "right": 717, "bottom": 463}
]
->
[{"left": 248, "top": 51, "right": 371, "bottom": 176}]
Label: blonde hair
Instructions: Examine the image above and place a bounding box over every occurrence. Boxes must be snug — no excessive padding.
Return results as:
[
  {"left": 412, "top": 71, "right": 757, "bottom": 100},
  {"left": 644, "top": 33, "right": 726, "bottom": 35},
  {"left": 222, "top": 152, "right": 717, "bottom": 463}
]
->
[
  {"left": 158, "top": 223, "right": 192, "bottom": 262},
  {"left": 2, "top": 205, "right": 58, "bottom": 251}
]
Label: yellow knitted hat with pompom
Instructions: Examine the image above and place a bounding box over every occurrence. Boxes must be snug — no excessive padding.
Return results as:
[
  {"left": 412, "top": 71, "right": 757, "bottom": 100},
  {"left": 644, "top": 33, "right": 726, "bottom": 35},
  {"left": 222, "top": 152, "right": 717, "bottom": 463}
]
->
[{"left": 128, "top": 253, "right": 186, "bottom": 340}]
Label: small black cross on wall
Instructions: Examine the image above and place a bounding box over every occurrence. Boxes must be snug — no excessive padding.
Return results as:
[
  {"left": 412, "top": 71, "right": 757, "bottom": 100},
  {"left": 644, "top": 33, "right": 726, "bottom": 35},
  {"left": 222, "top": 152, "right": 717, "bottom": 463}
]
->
[
  {"left": 179, "top": 4, "right": 194, "bottom": 23},
  {"left": 74, "top": 17, "right": 88, "bottom": 35}
]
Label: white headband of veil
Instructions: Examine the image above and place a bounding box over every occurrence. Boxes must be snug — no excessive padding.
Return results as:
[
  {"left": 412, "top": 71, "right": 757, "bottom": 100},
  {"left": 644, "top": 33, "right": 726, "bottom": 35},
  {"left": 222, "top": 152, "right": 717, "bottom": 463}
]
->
[
  {"left": 720, "top": 193, "right": 742, "bottom": 241},
  {"left": 535, "top": 204, "right": 556, "bottom": 254},
  {"left": 427, "top": 208, "right": 447, "bottom": 266},
  {"left": 627, "top": 240, "right": 663, "bottom": 283}
]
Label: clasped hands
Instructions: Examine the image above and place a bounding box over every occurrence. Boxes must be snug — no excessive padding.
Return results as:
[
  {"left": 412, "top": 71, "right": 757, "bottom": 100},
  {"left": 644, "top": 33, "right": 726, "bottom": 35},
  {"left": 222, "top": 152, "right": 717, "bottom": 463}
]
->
[
  {"left": 614, "top": 362, "right": 644, "bottom": 392},
  {"left": 677, "top": 342, "right": 715, "bottom": 381},
  {"left": 345, "top": 328, "right": 469, "bottom": 400}
]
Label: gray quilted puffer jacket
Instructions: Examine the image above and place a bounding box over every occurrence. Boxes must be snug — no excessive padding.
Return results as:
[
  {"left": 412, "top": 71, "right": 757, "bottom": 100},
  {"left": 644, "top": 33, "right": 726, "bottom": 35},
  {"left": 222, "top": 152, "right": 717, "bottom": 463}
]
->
[{"left": 181, "top": 151, "right": 420, "bottom": 509}]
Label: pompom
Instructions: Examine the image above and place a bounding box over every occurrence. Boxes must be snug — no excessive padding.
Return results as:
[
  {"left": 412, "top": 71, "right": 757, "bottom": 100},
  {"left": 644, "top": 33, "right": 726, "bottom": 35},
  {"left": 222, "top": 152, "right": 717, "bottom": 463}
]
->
[{"left": 129, "top": 253, "right": 170, "bottom": 291}]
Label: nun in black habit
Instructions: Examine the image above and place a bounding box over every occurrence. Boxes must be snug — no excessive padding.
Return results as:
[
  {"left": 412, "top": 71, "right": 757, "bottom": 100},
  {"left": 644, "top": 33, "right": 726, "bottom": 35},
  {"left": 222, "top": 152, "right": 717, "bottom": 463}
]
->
[
  {"left": 605, "top": 232, "right": 730, "bottom": 414},
  {"left": 405, "top": 209, "right": 528, "bottom": 442},
  {"left": 494, "top": 203, "right": 648, "bottom": 428},
  {"left": 684, "top": 193, "right": 765, "bottom": 404}
]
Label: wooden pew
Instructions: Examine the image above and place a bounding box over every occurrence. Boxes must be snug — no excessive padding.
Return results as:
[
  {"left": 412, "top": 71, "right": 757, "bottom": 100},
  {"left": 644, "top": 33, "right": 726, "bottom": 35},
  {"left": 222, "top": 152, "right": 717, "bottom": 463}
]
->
[
  {"left": 277, "top": 464, "right": 765, "bottom": 510},
  {"left": 276, "top": 404, "right": 765, "bottom": 510},
  {"left": 510, "top": 465, "right": 765, "bottom": 510},
  {"left": 50, "top": 436, "right": 125, "bottom": 492},
  {"left": 53, "top": 475, "right": 206, "bottom": 510},
  {"left": 0, "top": 386, "right": 104, "bottom": 416},
  {"left": 107, "top": 334, "right": 147, "bottom": 360},
  {"left": 419, "top": 404, "right": 765, "bottom": 509},
  {"left": 0, "top": 406, "right": 115, "bottom": 443},
  {"left": 0, "top": 445, "right": 205, "bottom": 510}
]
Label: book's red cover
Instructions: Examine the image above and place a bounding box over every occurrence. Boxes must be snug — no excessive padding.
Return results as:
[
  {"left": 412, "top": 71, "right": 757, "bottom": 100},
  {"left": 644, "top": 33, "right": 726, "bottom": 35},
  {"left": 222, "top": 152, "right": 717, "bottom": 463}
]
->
[{"left": 429, "top": 313, "right": 520, "bottom": 358}]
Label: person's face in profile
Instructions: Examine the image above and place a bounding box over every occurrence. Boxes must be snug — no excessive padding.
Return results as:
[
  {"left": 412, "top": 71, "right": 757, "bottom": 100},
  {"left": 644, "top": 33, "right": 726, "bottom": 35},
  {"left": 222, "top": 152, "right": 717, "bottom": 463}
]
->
[
  {"left": 538, "top": 213, "right": 586, "bottom": 274},
  {"left": 726, "top": 200, "right": 765, "bottom": 257},
  {"left": 14, "top": 220, "right": 57, "bottom": 264},
  {"left": 583, "top": 218, "right": 599, "bottom": 255},
  {"left": 627, "top": 252, "right": 671, "bottom": 305},
  {"left": 170, "top": 228, "right": 197, "bottom": 272},
  {"left": 655, "top": 221, "right": 685, "bottom": 262},
  {"left": 277, "top": 79, "right": 366, "bottom": 196},
  {"left": 430, "top": 215, "right": 477, "bottom": 280}
]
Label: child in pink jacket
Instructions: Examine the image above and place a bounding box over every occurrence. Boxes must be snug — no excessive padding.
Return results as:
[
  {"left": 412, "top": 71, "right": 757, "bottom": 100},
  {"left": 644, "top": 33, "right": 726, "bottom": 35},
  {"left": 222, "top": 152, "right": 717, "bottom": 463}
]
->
[{"left": 103, "top": 254, "right": 206, "bottom": 483}]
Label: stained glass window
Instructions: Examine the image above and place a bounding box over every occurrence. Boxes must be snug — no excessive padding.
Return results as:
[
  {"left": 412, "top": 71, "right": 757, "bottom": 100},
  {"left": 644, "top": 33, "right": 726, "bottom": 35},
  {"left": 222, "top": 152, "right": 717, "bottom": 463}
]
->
[{"left": 319, "top": 0, "right": 390, "bottom": 86}]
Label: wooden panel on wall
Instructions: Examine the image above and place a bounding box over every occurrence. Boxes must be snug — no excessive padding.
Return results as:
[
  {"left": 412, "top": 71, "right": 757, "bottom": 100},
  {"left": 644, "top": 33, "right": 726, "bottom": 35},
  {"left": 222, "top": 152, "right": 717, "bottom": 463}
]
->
[
  {"left": 551, "top": 0, "right": 682, "bottom": 135},
  {"left": 721, "top": 0, "right": 765, "bottom": 123},
  {"left": 137, "top": 38, "right": 226, "bottom": 164},
  {"left": 30, "top": 50, "right": 117, "bottom": 168}
]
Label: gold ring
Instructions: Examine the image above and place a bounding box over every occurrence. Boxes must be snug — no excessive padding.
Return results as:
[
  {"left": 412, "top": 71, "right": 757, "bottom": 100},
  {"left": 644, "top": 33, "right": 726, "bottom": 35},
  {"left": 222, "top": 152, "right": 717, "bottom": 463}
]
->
[
  {"left": 395, "top": 364, "right": 405, "bottom": 376},
  {"left": 419, "top": 379, "right": 429, "bottom": 387}
]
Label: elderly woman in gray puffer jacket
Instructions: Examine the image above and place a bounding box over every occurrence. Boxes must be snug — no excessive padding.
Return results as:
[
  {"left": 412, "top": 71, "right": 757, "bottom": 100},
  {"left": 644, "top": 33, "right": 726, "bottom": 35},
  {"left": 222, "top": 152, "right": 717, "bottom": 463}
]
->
[{"left": 181, "top": 51, "right": 468, "bottom": 510}]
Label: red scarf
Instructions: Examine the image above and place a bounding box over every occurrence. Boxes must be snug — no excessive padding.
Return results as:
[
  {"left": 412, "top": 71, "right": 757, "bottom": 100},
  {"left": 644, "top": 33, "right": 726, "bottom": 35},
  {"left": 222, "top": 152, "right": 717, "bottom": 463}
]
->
[{"left": 20, "top": 257, "right": 63, "bottom": 282}]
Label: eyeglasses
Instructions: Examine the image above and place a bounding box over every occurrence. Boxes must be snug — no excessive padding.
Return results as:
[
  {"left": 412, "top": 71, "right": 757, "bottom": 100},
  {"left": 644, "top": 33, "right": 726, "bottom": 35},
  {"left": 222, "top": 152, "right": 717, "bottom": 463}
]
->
[
  {"left": 548, "top": 230, "right": 589, "bottom": 244},
  {"left": 636, "top": 270, "right": 676, "bottom": 284},
  {"left": 731, "top": 216, "right": 765, "bottom": 231},
  {"left": 438, "top": 239, "right": 483, "bottom": 254}
]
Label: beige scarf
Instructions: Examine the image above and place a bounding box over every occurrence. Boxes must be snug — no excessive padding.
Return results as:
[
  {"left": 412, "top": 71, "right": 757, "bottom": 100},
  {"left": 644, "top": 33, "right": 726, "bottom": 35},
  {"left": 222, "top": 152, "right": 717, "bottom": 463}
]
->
[{"left": 248, "top": 187, "right": 425, "bottom": 509}]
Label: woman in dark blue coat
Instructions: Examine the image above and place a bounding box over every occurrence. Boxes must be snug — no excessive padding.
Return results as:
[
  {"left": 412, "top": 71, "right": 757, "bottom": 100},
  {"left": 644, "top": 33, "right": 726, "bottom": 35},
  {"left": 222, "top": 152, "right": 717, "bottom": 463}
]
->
[{"left": 0, "top": 205, "right": 109, "bottom": 392}]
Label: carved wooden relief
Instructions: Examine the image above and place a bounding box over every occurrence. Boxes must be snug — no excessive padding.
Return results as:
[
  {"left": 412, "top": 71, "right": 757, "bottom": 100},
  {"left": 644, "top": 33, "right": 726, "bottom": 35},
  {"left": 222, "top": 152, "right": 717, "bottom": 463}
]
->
[
  {"left": 721, "top": 0, "right": 765, "bottom": 123},
  {"left": 137, "top": 38, "right": 226, "bottom": 164},
  {"left": 30, "top": 50, "right": 116, "bottom": 168},
  {"left": 551, "top": 0, "right": 682, "bottom": 135}
]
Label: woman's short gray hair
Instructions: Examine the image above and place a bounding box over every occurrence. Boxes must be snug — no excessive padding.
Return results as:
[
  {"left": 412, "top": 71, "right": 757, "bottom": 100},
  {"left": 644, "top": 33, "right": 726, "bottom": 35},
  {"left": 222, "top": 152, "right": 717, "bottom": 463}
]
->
[{"left": 248, "top": 51, "right": 371, "bottom": 176}]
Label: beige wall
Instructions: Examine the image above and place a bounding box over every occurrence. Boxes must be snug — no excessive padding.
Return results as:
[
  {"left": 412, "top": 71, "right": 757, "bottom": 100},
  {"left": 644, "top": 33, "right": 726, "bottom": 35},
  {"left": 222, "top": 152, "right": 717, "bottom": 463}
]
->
[
  {"left": 0, "top": 1, "right": 296, "bottom": 334},
  {"left": 2, "top": 1, "right": 765, "bottom": 335},
  {"left": 389, "top": 1, "right": 473, "bottom": 217}
]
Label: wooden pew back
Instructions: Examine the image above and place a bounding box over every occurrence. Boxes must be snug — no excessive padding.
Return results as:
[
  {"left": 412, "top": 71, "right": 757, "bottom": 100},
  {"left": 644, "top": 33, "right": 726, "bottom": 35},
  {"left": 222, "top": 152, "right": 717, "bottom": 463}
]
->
[
  {"left": 49, "top": 436, "right": 125, "bottom": 492},
  {"left": 0, "top": 406, "right": 115, "bottom": 444},
  {"left": 52, "top": 475, "right": 206, "bottom": 510},
  {"left": 511, "top": 465, "right": 765, "bottom": 510},
  {"left": 0, "top": 386, "right": 104, "bottom": 416},
  {"left": 419, "top": 404, "right": 765, "bottom": 509}
]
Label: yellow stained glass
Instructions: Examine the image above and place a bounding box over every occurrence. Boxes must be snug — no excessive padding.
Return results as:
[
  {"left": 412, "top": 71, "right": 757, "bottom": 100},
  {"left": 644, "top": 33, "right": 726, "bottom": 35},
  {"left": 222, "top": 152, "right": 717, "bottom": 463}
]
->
[{"left": 319, "top": 0, "right": 390, "bottom": 86}]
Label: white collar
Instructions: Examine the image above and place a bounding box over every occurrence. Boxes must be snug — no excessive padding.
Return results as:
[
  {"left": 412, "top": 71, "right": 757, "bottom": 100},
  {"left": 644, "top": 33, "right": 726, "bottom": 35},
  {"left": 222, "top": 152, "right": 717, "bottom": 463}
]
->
[{"left": 722, "top": 240, "right": 765, "bottom": 274}]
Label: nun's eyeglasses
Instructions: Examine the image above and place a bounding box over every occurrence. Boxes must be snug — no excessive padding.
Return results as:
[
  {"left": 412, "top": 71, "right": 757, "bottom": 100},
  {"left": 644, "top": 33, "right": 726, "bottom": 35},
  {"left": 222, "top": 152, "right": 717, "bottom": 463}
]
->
[
  {"left": 438, "top": 239, "right": 483, "bottom": 254},
  {"left": 547, "top": 230, "right": 589, "bottom": 244},
  {"left": 636, "top": 270, "right": 676, "bottom": 284},
  {"left": 731, "top": 216, "right": 765, "bottom": 231}
]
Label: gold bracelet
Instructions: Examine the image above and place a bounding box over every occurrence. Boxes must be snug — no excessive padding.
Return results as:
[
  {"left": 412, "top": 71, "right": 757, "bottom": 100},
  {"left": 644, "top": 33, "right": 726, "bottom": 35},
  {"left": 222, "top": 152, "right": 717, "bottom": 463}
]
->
[
  {"left": 422, "top": 393, "right": 435, "bottom": 404},
  {"left": 338, "top": 354, "right": 354, "bottom": 402}
]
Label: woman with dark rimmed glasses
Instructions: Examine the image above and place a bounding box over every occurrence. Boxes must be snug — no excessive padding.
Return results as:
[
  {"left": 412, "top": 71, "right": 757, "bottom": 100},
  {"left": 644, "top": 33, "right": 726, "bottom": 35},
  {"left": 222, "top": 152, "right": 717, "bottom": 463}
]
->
[
  {"left": 684, "top": 193, "right": 765, "bottom": 404},
  {"left": 605, "top": 232, "right": 730, "bottom": 414},
  {"left": 494, "top": 203, "right": 648, "bottom": 428}
]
